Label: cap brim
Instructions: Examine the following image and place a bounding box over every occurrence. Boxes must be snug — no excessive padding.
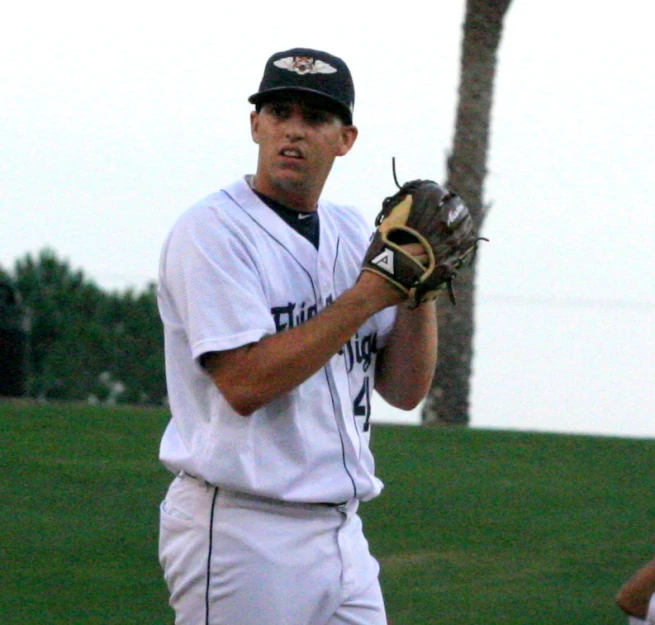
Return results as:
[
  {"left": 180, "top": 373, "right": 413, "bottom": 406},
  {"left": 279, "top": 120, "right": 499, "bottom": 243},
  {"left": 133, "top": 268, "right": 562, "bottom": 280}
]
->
[{"left": 248, "top": 87, "right": 352, "bottom": 124}]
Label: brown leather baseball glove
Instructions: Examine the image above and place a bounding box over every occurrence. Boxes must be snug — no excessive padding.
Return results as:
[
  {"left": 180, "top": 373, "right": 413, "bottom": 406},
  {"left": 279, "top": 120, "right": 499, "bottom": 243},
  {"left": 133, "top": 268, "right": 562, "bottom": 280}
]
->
[{"left": 362, "top": 178, "right": 484, "bottom": 307}]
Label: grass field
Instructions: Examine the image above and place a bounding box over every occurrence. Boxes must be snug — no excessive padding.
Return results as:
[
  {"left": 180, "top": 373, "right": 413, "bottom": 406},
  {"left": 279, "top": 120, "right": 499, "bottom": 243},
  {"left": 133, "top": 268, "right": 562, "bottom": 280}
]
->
[{"left": 1, "top": 400, "right": 653, "bottom": 624}]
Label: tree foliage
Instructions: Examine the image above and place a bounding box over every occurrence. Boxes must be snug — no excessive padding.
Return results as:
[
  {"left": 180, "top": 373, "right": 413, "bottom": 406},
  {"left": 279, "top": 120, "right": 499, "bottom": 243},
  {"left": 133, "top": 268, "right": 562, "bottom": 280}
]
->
[{"left": 1, "top": 248, "right": 166, "bottom": 404}]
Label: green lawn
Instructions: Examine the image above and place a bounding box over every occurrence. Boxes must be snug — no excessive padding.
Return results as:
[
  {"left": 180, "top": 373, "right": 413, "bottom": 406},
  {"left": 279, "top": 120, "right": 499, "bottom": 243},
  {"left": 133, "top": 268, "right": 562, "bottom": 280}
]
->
[{"left": 1, "top": 400, "right": 653, "bottom": 624}]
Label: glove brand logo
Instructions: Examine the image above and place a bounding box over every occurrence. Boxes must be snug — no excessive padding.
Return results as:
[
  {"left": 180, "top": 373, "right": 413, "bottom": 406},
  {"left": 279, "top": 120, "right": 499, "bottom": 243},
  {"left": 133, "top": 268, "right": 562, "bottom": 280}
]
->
[
  {"left": 447, "top": 201, "right": 466, "bottom": 227},
  {"left": 274, "top": 56, "right": 337, "bottom": 75},
  {"left": 370, "top": 249, "right": 395, "bottom": 274}
]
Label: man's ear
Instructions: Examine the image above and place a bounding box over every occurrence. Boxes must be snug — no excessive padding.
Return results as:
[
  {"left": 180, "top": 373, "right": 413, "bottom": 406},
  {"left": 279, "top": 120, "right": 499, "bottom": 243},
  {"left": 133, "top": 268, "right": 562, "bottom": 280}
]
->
[
  {"left": 337, "top": 125, "right": 358, "bottom": 157},
  {"left": 250, "top": 110, "right": 260, "bottom": 144}
]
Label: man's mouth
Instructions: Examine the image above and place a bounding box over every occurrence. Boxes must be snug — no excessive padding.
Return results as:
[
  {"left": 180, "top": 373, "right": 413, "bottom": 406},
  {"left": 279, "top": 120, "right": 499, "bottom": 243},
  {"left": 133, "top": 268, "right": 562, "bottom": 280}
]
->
[{"left": 280, "top": 148, "right": 303, "bottom": 159}]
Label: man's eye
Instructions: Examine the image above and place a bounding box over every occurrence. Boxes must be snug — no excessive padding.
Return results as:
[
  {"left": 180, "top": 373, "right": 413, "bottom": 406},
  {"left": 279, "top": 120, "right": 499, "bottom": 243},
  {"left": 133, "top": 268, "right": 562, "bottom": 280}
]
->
[
  {"left": 305, "top": 110, "right": 331, "bottom": 125},
  {"left": 271, "top": 104, "right": 291, "bottom": 118}
]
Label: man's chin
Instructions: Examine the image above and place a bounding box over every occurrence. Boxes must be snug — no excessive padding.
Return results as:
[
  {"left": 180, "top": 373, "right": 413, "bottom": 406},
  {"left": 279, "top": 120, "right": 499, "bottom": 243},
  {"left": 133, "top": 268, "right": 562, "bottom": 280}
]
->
[{"left": 273, "top": 173, "right": 309, "bottom": 192}]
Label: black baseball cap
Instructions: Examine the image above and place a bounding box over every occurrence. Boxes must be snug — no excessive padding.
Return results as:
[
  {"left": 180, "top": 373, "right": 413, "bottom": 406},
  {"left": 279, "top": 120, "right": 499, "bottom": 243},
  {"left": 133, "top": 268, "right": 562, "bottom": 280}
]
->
[{"left": 248, "top": 48, "right": 355, "bottom": 125}]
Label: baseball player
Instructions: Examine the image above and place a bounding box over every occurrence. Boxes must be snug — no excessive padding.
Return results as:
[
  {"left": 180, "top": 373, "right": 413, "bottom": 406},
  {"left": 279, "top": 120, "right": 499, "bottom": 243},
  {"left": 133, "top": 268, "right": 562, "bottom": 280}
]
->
[{"left": 156, "top": 47, "right": 439, "bottom": 625}]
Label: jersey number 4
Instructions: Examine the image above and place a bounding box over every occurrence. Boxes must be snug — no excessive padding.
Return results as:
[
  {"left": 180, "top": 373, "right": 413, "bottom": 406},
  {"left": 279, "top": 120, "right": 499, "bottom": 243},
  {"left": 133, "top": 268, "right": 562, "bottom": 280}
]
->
[{"left": 354, "top": 377, "right": 371, "bottom": 432}]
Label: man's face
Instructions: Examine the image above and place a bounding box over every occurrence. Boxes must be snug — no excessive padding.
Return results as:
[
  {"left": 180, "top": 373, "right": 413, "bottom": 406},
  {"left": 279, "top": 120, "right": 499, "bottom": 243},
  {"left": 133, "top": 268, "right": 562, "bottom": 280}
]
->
[{"left": 250, "top": 94, "right": 357, "bottom": 205}]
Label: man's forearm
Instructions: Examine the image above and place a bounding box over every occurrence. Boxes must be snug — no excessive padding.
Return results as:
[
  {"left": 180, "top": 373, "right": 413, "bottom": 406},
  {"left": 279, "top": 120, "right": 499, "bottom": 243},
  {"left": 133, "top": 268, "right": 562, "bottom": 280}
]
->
[
  {"left": 205, "top": 273, "right": 404, "bottom": 415},
  {"left": 375, "top": 299, "right": 438, "bottom": 410}
]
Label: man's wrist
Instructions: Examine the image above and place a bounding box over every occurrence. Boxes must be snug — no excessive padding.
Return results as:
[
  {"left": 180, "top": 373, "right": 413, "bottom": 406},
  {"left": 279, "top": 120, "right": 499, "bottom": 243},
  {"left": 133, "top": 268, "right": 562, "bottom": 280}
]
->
[{"left": 354, "top": 270, "right": 406, "bottom": 313}]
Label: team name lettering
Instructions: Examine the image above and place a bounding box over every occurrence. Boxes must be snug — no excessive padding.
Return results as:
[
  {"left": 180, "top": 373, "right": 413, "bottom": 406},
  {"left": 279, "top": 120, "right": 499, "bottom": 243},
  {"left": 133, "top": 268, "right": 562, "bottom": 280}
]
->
[
  {"left": 340, "top": 332, "right": 378, "bottom": 373},
  {"left": 271, "top": 301, "right": 318, "bottom": 332}
]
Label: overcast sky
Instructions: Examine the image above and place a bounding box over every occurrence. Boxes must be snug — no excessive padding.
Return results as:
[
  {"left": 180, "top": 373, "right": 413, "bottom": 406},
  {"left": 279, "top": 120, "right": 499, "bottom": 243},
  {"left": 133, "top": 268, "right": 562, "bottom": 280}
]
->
[{"left": 2, "top": 0, "right": 654, "bottom": 439}]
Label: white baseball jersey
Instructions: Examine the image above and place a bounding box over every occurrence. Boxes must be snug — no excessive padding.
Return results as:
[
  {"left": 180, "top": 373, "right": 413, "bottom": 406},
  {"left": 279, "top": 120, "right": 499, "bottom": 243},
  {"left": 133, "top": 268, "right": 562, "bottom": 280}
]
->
[{"left": 157, "top": 176, "right": 396, "bottom": 504}]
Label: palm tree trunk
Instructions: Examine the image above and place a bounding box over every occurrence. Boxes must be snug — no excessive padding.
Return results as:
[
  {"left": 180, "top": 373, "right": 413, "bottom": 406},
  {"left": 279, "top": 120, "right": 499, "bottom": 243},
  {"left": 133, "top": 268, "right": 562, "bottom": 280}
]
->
[{"left": 423, "top": 0, "right": 513, "bottom": 425}]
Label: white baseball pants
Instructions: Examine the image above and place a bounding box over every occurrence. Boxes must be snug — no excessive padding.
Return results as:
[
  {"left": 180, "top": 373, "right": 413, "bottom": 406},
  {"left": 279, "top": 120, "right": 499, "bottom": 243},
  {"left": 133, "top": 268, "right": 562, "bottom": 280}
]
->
[{"left": 159, "top": 474, "right": 387, "bottom": 625}]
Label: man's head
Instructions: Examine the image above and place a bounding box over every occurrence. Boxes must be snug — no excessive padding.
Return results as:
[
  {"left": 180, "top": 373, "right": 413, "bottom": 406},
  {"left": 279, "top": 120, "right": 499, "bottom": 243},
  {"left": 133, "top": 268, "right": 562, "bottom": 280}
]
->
[
  {"left": 248, "top": 48, "right": 358, "bottom": 211},
  {"left": 248, "top": 48, "right": 355, "bottom": 126}
]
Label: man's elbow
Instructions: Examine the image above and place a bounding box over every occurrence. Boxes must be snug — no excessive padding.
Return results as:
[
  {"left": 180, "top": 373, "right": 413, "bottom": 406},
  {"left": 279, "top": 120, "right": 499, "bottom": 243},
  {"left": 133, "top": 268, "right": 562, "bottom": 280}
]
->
[
  {"left": 225, "top": 390, "right": 260, "bottom": 417},
  {"left": 203, "top": 349, "right": 262, "bottom": 416},
  {"left": 212, "top": 380, "right": 259, "bottom": 417},
  {"left": 230, "top": 400, "right": 257, "bottom": 417},
  {"left": 378, "top": 386, "right": 426, "bottom": 411},
  {"left": 375, "top": 374, "right": 431, "bottom": 411},
  {"left": 616, "top": 589, "right": 649, "bottom": 618},
  {"left": 393, "top": 396, "right": 424, "bottom": 411}
]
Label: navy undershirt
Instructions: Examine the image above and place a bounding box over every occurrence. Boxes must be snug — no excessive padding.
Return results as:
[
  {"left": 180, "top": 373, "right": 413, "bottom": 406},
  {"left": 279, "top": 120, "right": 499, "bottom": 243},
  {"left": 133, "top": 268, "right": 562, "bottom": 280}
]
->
[{"left": 253, "top": 190, "right": 320, "bottom": 250}]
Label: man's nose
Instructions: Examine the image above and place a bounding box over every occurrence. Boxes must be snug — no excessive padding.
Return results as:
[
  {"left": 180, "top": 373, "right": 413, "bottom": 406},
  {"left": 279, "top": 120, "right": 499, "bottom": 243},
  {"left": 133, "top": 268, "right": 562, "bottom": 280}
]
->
[{"left": 283, "top": 112, "right": 308, "bottom": 139}]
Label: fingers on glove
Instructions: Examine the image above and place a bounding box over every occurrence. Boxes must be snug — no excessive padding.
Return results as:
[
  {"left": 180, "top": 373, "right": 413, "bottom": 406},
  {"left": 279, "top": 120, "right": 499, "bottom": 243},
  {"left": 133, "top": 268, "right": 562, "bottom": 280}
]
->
[
  {"left": 401, "top": 242, "right": 430, "bottom": 267},
  {"left": 384, "top": 227, "right": 434, "bottom": 270}
]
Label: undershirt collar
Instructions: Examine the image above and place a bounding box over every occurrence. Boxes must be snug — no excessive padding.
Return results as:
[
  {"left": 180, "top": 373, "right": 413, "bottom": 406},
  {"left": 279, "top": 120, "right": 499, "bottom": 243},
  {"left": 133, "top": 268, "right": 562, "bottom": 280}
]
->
[{"left": 250, "top": 184, "right": 320, "bottom": 250}]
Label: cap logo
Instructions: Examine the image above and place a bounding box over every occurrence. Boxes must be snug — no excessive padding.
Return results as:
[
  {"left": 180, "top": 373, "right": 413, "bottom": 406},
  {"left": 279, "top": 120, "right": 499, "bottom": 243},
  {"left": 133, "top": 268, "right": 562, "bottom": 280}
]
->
[{"left": 274, "top": 56, "right": 337, "bottom": 75}]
